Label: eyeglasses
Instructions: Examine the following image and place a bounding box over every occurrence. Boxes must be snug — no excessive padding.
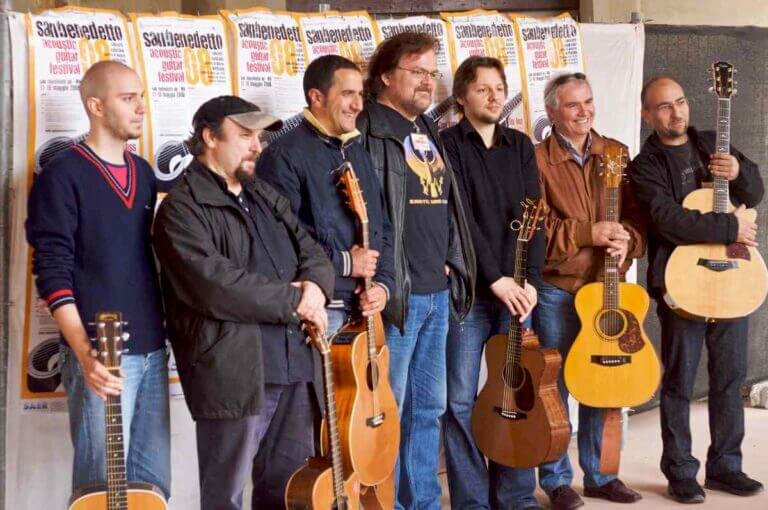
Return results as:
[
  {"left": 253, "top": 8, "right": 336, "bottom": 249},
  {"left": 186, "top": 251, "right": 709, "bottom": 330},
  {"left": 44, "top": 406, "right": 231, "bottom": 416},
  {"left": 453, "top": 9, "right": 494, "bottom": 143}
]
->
[
  {"left": 396, "top": 66, "right": 443, "bottom": 81},
  {"left": 654, "top": 97, "right": 688, "bottom": 113}
]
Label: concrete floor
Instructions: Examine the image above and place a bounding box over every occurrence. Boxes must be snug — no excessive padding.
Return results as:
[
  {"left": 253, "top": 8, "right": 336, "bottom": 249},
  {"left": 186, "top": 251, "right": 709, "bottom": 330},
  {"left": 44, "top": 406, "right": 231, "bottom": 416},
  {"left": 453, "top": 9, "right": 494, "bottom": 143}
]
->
[{"left": 440, "top": 401, "right": 768, "bottom": 508}]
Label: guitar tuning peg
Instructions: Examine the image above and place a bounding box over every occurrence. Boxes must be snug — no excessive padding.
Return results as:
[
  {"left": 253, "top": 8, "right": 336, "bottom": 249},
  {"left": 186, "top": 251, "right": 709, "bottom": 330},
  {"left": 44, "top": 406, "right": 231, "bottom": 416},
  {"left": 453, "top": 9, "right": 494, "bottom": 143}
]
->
[
  {"left": 708, "top": 86, "right": 714, "bottom": 93},
  {"left": 87, "top": 321, "right": 95, "bottom": 327},
  {"left": 90, "top": 348, "right": 98, "bottom": 358},
  {"left": 122, "top": 321, "right": 129, "bottom": 326},
  {"left": 121, "top": 332, "right": 130, "bottom": 342}
]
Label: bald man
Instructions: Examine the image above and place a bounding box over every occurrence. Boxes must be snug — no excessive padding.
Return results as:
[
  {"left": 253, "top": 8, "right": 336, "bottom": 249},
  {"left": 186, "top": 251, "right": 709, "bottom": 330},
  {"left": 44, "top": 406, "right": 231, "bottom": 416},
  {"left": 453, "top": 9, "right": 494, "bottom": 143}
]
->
[
  {"left": 26, "top": 61, "right": 171, "bottom": 501},
  {"left": 630, "top": 77, "right": 763, "bottom": 503}
]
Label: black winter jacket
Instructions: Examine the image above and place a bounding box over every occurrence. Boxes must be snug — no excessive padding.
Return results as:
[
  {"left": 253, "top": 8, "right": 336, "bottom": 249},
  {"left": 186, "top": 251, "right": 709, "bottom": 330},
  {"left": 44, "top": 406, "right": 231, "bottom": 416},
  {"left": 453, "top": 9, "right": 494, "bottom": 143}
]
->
[
  {"left": 356, "top": 101, "right": 476, "bottom": 331},
  {"left": 629, "top": 127, "right": 764, "bottom": 294},
  {"left": 153, "top": 160, "right": 334, "bottom": 419},
  {"left": 257, "top": 118, "right": 395, "bottom": 309}
]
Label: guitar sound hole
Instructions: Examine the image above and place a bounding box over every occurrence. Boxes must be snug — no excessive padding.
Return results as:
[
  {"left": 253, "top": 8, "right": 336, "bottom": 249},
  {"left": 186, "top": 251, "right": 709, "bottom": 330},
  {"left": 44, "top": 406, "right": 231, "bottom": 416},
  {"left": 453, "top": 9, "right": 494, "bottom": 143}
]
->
[
  {"left": 598, "top": 310, "right": 626, "bottom": 338},
  {"left": 502, "top": 362, "right": 526, "bottom": 389},
  {"left": 366, "top": 362, "right": 380, "bottom": 392}
]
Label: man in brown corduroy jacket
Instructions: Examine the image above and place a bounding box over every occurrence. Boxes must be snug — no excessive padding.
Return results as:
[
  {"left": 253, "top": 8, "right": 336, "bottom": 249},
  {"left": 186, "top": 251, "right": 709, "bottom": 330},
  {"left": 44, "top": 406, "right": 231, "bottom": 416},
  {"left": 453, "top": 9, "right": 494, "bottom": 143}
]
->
[{"left": 506, "top": 72, "right": 646, "bottom": 510}]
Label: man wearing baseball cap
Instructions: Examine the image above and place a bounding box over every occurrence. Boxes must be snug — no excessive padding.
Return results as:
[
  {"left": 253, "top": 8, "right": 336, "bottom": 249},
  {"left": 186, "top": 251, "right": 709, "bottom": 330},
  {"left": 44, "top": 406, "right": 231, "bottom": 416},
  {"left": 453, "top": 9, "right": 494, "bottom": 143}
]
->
[{"left": 153, "top": 95, "right": 335, "bottom": 509}]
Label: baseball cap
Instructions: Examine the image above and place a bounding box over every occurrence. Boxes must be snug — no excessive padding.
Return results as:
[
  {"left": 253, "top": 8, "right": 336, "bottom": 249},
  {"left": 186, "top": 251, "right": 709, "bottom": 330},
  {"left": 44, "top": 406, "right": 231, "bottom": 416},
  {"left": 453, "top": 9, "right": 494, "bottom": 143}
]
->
[{"left": 192, "top": 95, "right": 283, "bottom": 132}]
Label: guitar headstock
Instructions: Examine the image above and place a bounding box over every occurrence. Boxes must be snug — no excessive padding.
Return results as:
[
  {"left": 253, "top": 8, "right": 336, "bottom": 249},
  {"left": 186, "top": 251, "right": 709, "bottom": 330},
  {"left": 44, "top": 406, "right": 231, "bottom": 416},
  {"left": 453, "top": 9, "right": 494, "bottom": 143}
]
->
[
  {"left": 92, "top": 312, "right": 128, "bottom": 375},
  {"left": 336, "top": 162, "right": 368, "bottom": 225},
  {"left": 710, "top": 61, "right": 736, "bottom": 99},
  {"left": 303, "top": 321, "right": 331, "bottom": 356},
  {"left": 518, "top": 198, "right": 544, "bottom": 242},
  {"left": 602, "top": 145, "right": 628, "bottom": 189}
]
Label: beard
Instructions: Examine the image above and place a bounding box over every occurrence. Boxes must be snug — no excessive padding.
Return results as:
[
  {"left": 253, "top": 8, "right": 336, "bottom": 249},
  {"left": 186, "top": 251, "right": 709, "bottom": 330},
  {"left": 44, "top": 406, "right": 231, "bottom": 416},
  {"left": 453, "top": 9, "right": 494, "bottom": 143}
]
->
[
  {"left": 235, "top": 165, "right": 257, "bottom": 185},
  {"left": 475, "top": 109, "right": 502, "bottom": 125}
]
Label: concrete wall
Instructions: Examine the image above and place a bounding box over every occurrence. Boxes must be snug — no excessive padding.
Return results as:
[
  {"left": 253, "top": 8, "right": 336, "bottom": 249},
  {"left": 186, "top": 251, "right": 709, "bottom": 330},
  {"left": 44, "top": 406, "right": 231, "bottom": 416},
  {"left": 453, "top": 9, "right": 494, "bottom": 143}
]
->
[
  {"left": 583, "top": 0, "right": 768, "bottom": 27},
  {"left": 8, "top": 0, "right": 286, "bottom": 14}
]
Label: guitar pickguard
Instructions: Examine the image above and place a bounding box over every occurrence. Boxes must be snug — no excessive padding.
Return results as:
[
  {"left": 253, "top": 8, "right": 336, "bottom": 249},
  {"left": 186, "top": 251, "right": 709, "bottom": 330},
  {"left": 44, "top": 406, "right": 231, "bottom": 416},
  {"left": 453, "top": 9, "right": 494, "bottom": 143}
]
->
[
  {"left": 617, "top": 309, "right": 644, "bottom": 354},
  {"left": 726, "top": 242, "right": 750, "bottom": 261}
]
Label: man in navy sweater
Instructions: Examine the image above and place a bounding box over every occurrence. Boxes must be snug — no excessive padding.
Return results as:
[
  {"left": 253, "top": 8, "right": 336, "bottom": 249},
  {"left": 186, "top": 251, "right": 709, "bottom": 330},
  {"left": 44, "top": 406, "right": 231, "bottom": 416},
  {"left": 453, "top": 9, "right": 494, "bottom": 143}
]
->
[
  {"left": 257, "top": 54, "right": 395, "bottom": 334},
  {"left": 26, "top": 61, "right": 170, "bottom": 498}
]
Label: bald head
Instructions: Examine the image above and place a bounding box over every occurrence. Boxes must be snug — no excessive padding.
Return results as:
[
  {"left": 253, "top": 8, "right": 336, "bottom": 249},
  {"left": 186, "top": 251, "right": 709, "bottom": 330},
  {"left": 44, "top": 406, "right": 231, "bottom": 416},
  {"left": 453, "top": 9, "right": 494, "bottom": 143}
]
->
[
  {"left": 78, "top": 60, "right": 145, "bottom": 141},
  {"left": 79, "top": 60, "right": 138, "bottom": 108},
  {"left": 641, "top": 76, "right": 680, "bottom": 109}
]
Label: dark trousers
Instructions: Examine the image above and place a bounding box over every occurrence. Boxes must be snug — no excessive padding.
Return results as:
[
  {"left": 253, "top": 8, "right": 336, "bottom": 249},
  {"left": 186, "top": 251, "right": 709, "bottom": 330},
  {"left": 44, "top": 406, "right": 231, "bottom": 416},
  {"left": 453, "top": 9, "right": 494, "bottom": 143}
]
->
[
  {"left": 195, "top": 382, "right": 318, "bottom": 510},
  {"left": 657, "top": 299, "right": 748, "bottom": 482}
]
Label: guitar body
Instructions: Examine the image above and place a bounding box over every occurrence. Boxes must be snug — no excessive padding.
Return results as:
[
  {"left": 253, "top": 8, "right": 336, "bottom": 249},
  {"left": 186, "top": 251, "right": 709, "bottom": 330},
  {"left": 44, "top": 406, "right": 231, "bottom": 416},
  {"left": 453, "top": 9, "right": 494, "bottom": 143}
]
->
[
  {"left": 285, "top": 457, "right": 360, "bottom": 510},
  {"left": 472, "top": 329, "right": 570, "bottom": 468},
  {"left": 68, "top": 482, "right": 167, "bottom": 510},
  {"left": 325, "top": 314, "right": 400, "bottom": 486},
  {"left": 359, "top": 471, "right": 395, "bottom": 510},
  {"left": 565, "top": 282, "right": 660, "bottom": 408},
  {"left": 665, "top": 189, "right": 768, "bottom": 320}
]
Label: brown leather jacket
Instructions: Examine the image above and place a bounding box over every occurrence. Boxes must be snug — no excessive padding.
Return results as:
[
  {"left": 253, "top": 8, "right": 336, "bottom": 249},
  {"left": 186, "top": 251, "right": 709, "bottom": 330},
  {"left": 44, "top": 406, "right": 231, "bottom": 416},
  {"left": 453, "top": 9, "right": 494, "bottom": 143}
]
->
[{"left": 536, "top": 130, "right": 646, "bottom": 293}]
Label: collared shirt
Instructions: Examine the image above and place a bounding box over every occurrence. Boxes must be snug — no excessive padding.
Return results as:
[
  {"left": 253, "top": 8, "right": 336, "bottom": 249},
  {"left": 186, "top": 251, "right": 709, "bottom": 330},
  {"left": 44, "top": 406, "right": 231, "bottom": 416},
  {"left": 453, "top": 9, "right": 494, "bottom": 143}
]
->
[
  {"left": 209, "top": 172, "right": 314, "bottom": 385},
  {"left": 441, "top": 117, "right": 544, "bottom": 290},
  {"left": 555, "top": 128, "right": 593, "bottom": 169}
]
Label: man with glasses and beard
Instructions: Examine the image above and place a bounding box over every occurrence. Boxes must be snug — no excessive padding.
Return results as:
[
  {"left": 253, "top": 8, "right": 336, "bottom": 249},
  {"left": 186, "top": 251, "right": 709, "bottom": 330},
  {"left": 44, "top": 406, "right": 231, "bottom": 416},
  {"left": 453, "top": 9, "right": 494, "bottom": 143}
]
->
[
  {"left": 356, "top": 32, "right": 476, "bottom": 509},
  {"left": 152, "top": 96, "right": 335, "bottom": 509},
  {"left": 631, "top": 77, "right": 763, "bottom": 504}
]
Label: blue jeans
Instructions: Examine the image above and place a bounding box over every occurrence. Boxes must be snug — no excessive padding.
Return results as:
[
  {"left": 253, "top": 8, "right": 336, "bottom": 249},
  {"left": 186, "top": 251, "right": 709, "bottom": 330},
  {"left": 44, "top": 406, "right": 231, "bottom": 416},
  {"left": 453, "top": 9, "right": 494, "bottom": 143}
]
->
[
  {"left": 385, "top": 290, "right": 450, "bottom": 510},
  {"left": 327, "top": 308, "right": 348, "bottom": 339},
  {"left": 445, "top": 295, "right": 541, "bottom": 509},
  {"left": 657, "top": 299, "right": 748, "bottom": 481},
  {"left": 60, "top": 345, "right": 171, "bottom": 498},
  {"left": 506, "top": 282, "right": 615, "bottom": 506}
]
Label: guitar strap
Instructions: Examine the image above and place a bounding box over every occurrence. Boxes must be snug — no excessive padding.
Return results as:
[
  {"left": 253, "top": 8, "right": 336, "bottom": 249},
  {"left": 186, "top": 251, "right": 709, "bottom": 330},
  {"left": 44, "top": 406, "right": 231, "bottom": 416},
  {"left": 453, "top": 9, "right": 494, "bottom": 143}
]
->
[{"left": 599, "top": 407, "right": 622, "bottom": 474}]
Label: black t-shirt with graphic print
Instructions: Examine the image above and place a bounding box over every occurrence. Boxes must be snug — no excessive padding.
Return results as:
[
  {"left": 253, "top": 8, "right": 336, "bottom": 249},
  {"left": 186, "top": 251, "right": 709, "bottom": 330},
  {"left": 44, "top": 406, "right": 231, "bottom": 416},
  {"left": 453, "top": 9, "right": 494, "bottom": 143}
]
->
[
  {"left": 377, "top": 103, "right": 449, "bottom": 294},
  {"left": 658, "top": 140, "right": 707, "bottom": 199}
]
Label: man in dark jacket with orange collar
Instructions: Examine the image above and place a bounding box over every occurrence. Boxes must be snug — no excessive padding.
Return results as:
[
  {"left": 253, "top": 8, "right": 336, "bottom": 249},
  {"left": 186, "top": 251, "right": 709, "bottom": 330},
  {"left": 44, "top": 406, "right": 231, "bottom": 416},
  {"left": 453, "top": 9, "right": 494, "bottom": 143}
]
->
[{"left": 153, "top": 96, "right": 334, "bottom": 510}]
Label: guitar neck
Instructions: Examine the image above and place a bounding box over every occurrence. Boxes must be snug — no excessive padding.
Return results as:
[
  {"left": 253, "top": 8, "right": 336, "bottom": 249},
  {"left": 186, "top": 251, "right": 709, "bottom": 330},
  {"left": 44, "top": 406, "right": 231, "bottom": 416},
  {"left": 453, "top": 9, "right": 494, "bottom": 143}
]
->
[
  {"left": 105, "top": 368, "right": 128, "bottom": 510},
  {"left": 507, "top": 235, "right": 529, "bottom": 360},
  {"left": 604, "top": 186, "right": 620, "bottom": 310},
  {"left": 714, "top": 98, "right": 731, "bottom": 213},
  {"left": 321, "top": 351, "right": 346, "bottom": 503}
]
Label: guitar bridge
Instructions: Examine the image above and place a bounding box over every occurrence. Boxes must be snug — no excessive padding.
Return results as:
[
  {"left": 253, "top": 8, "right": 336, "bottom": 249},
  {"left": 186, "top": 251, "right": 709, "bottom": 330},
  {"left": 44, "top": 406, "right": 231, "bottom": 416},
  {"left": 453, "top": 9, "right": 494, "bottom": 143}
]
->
[
  {"left": 366, "top": 413, "right": 385, "bottom": 428},
  {"left": 697, "top": 259, "right": 738, "bottom": 272},
  {"left": 591, "top": 355, "right": 631, "bottom": 366},
  {"left": 493, "top": 407, "right": 527, "bottom": 420}
]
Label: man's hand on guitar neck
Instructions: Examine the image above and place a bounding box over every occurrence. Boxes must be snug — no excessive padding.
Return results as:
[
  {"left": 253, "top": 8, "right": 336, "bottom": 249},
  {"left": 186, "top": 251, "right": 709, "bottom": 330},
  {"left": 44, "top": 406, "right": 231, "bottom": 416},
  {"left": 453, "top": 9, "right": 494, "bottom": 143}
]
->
[
  {"left": 592, "top": 221, "right": 630, "bottom": 266},
  {"left": 734, "top": 204, "right": 759, "bottom": 247},
  {"left": 490, "top": 277, "right": 537, "bottom": 322},
  {"left": 292, "top": 281, "right": 328, "bottom": 334},
  {"left": 709, "top": 153, "right": 740, "bottom": 181},
  {"left": 350, "top": 244, "right": 379, "bottom": 278}
]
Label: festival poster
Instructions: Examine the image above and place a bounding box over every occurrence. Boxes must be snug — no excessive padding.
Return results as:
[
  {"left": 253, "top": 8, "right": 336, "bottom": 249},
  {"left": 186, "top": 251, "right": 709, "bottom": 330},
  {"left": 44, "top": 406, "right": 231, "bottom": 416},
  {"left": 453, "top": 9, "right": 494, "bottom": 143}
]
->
[
  {"left": 374, "top": 16, "right": 454, "bottom": 125},
  {"left": 441, "top": 9, "right": 527, "bottom": 132},
  {"left": 21, "top": 6, "right": 137, "bottom": 407},
  {"left": 131, "top": 12, "right": 233, "bottom": 188},
  {"left": 295, "top": 10, "right": 378, "bottom": 72},
  {"left": 512, "top": 13, "right": 585, "bottom": 142},
  {"left": 222, "top": 7, "right": 307, "bottom": 121}
]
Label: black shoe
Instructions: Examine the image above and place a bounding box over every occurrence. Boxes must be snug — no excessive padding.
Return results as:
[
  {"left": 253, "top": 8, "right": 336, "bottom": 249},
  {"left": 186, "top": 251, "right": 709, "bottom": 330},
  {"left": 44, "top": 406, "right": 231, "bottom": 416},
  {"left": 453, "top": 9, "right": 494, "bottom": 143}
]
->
[
  {"left": 584, "top": 478, "right": 642, "bottom": 503},
  {"left": 547, "top": 485, "right": 584, "bottom": 510},
  {"left": 668, "top": 478, "right": 705, "bottom": 504},
  {"left": 705, "top": 472, "right": 764, "bottom": 496}
]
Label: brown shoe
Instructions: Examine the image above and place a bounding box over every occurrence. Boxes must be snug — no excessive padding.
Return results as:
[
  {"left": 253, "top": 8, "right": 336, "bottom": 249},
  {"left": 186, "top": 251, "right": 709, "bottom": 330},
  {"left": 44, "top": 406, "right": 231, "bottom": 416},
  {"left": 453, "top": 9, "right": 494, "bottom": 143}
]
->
[
  {"left": 584, "top": 479, "right": 642, "bottom": 503},
  {"left": 548, "top": 485, "right": 585, "bottom": 510}
]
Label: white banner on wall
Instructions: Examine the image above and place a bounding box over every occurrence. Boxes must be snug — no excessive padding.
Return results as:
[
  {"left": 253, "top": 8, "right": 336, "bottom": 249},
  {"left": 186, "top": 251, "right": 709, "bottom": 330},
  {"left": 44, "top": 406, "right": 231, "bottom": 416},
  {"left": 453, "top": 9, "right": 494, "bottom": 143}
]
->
[
  {"left": 4, "top": 7, "right": 644, "bottom": 509},
  {"left": 131, "top": 12, "right": 233, "bottom": 188},
  {"left": 223, "top": 7, "right": 307, "bottom": 121},
  {"left": 513, "top": 13, "right": 585, "bottom": 142}
]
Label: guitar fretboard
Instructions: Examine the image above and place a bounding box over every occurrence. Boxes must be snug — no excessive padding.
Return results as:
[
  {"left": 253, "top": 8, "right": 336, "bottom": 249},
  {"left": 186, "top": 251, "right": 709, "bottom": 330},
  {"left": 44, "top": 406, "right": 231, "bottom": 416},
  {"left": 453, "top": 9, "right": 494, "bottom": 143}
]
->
[
  {"left": 105, "top": 370, "right": 127, "bottom": 510},
  {"left": 322, "top": 350, "right": 346, "bottom": 504},
  {"left": 714, "top": 98, "right": 731, "bottom": 213},
  {"left": 603, "top": 186, "right": 620, "bottom": 310}
]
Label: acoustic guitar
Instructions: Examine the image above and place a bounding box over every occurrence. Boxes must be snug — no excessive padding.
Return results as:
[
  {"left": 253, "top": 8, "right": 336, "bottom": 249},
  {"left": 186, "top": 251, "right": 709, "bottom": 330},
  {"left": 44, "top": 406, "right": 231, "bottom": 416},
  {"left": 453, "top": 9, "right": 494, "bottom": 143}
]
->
[
  {"left": 319, "top": 162, "right": 400, "bottom": 487},
  {"left": 69, "top": 312, "right": 167, "bottom": 510},
  {"left": 564, "top": 146, "right": 661, "bottom": 408},
  {"left": 664, "top": 61, "right": 768, "bottom": 321},
  {"left": 359, "top": 471, "right": 395, "bottom": 510},
  {"left": 471, "top": 198, "right": 570, "bottom": 468},
  {"left": 285, "top": 323, "right": 360, "bottom": 510}
]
